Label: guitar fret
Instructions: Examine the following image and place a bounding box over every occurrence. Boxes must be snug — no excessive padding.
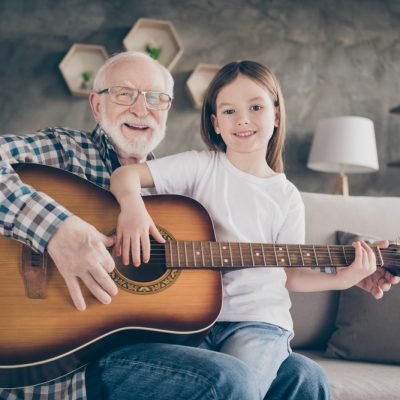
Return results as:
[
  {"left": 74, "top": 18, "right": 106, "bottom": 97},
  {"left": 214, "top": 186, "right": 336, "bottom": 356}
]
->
[
  {"left": 273, "top": 244, "right": 278, "bottom": 266},
  {"left": 192, "top": 241, "right": 196, "bottom": 267},
  {"left": 249, "top": 243, "right": 255, "bottom": 266},
  {"left": 200, "top": 241, "right": 205, "bottom": 267},
  {"left": 342, "top": 245, "right": 348, "bottom": 264},
  {"left": 376, "top": 247, "right": 384, "bottom": 267},
  {"left": 327, "top": 245, "right": 333, "bottom": 266},
  {"left": 219, "top": 243, "right": 224, "bottom": 266},
  {"left": 184, "top": 241, "right": 188, "bottom": 267},
  {"left": 299, "top": 245, "right": 304, "bottom": 266},
  {"left": 239, "top": 243, "right": 244, "bottom": 266},
  {"left": 209, "top": 242, "right": 214, "bottom": 266},
  {"left": 276, "top": 246, "right": 284, "bottom": 266},
  {"left": 286, "top": 245, "right": 292, "bottom": 267},
  {"left": 312, "top": 245, "right": 319, "bottom": 266},
  {"left": 176, "top": 241, "right": 181, "bottom": 267},
  {"left": 261, "top": 244, "right": 267, "bottom": 266},
  {"left": 169, "top": 241, "right": 174, "bottom": 268},
  {"left": 228, "top": 243, "right": 233, "bottom": 266}
]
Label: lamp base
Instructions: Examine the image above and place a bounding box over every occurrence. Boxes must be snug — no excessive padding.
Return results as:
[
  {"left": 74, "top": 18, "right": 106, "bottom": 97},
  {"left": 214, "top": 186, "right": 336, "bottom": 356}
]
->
[{"left": 332, "top": 174, "right": 349, "bottom": 196}]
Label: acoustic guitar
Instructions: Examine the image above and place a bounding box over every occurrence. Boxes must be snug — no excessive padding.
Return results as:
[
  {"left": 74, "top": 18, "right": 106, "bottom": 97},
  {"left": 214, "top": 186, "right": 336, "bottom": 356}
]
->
[{"left": 1, "top": 164, "right": 399, "bottom": 388}]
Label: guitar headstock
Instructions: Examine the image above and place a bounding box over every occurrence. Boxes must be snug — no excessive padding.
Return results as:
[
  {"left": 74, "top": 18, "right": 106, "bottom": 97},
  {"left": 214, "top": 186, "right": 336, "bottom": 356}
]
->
[{"left": 381, "top": 244, "right": 400, "bottom": 276}]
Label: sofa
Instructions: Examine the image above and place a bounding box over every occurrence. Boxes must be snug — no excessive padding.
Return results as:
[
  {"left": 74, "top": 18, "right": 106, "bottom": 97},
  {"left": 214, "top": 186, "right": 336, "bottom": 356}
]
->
[{"left": 290, "top": 192, "right": 400, "bottom": 400}]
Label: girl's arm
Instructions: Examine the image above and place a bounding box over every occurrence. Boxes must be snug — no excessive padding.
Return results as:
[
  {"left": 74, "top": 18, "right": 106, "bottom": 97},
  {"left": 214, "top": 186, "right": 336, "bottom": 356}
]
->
[
  {"left": 110, "top": 164, "right": 164, "bottom": 266},
  {"left": 285, "top": 240, "right": 377, "bottom": 292}
]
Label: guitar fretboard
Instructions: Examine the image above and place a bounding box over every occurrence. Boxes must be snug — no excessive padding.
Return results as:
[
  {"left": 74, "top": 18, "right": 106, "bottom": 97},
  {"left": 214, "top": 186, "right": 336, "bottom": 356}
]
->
[{"left": 164, "top": 241, "right": 384, "bottom": 270}]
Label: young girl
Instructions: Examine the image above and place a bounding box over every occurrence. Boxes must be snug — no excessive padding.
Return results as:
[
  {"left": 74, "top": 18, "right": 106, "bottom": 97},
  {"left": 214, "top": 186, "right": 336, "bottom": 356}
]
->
[{"left": 110, "top": 61, "right": 377, "bottom": 399}]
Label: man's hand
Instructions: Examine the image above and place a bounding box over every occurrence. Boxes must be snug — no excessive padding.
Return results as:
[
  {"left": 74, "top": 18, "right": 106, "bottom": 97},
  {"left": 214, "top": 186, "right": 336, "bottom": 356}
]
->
[
  {"left": 47, "top": 216, "right": 118, "bottom": 311},
  {"left": 356, "top": 240, "right": 400, "bottom": 299}
]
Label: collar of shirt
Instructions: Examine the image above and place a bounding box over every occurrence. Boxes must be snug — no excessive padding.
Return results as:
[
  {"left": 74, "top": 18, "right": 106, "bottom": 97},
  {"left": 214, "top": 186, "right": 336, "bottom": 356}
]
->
[{"left": 90, "top": 124, "right": 120, "bottom": 173}]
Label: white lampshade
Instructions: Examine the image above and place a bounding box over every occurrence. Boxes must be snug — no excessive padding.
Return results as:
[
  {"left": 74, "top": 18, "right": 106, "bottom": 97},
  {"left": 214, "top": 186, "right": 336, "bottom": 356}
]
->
[{"left": 307, "top": 116, "right": 379, "bottom": 174}]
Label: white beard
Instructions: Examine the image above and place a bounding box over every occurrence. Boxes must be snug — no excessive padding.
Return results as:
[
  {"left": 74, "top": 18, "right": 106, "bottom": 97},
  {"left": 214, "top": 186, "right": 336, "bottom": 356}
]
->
[{"left": 100, "top": 108, "right": 166, "bottom": 160}]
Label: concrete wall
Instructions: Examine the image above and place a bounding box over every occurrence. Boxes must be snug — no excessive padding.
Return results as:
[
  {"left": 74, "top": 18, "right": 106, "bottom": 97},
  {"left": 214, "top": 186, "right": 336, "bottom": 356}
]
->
[{"left": 1, "top": 0, "right": 400, "bottom": 195}]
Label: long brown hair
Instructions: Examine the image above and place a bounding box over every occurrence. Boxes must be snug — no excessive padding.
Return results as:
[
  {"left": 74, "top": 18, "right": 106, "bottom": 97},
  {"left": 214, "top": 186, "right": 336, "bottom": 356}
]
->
[{"left": 201, "top": 61, "right": 286, "bottom": 173}]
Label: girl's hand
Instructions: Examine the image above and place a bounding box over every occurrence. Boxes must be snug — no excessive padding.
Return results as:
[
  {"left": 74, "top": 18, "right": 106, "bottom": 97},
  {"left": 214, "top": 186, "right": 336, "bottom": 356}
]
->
[
  {"left": 115, "top": 197, "right": 165, "bottom": 267},
  {"left": 338, "top": 240, "right": 377, "bottom": 289}
]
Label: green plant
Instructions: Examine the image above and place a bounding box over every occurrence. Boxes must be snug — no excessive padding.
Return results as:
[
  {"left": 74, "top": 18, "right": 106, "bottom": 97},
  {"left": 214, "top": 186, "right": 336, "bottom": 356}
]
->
[
  {"left": 145, "top": 41, "right": 162, "bottom": 60},
  {"left": 81, "top": 70, "right": 92, "bottom": 82}
]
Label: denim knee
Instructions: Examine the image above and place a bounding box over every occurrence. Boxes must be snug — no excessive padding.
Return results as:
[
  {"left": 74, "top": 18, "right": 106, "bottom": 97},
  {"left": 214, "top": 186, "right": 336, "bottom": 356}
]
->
[
  {"left": 208, "top": 352, "right": 260, "bottom": 400},
  {"left": 265, "top": 352, "right": 331, "bottom": 400}
]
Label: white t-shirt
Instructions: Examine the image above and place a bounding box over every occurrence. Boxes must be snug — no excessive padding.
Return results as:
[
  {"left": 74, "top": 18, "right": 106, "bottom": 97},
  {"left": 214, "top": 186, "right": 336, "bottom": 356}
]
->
[{"left": 147, "top": 150, "right": 305, "bottom": 331}]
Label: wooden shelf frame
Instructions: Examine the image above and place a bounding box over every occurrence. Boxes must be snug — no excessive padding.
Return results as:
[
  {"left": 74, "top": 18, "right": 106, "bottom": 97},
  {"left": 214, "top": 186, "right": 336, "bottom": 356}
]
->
[
  {"left": 59, "top": 43, "right": 109, "bottom": 97},
  {"left": 123, "top": 18, "right": 183, "bottom": 71},
  {"left": 185, "top": 63, "right": 221, "bottom": 109}
]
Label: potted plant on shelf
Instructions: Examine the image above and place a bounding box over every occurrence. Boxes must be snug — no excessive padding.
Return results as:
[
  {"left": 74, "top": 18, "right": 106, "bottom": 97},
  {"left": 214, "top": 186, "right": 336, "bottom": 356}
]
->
[
  {"left": 80, "top": 70, "right": 93, "bottom": 90},
  {"left": 145, "top": 40, "right": 162, "bottom": 60}
]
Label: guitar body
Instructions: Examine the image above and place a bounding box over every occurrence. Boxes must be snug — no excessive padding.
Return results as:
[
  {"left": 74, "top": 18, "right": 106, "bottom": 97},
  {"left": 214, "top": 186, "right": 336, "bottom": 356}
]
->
[{"left": 0, "top": 164, "right": 222, "bottom": 388}]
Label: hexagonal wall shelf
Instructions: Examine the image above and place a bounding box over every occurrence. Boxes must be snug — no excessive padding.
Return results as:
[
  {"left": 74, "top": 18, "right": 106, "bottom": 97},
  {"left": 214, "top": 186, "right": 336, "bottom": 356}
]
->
[
  {"left": 186, "top": 63, "right": 221, "bottom": 109},
  {"left": 59, "top": 43, "right": 109, "bottom": 97},
  {"left": 123, "top": 18, "right": 183, "bottom": 71}
]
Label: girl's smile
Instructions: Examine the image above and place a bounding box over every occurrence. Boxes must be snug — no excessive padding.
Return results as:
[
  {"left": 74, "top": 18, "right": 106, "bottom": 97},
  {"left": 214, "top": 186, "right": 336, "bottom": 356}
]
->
[{"left": 233, "top": 129, "right": 256, "bottom": 138}]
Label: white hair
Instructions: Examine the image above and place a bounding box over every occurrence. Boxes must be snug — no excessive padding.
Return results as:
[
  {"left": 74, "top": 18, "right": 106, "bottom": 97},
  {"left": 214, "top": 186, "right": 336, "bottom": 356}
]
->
[{"left": 93, "top": 51, "right": 174, "bottom": 97}]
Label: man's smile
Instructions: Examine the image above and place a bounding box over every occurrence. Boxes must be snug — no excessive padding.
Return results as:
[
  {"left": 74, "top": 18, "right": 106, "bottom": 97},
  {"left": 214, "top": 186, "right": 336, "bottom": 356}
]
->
[{"left": 123, "top": 123, "right": 150, "bottom": 132}]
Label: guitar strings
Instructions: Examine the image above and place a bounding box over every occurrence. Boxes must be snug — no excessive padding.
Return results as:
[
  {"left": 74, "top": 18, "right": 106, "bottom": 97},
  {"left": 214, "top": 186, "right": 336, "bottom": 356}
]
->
[
  {"left": 114, "top": 242, "right": 400, "bottom": 267},
  {"left": 116, "top": 253, "right": 400, "bottom": 267}
]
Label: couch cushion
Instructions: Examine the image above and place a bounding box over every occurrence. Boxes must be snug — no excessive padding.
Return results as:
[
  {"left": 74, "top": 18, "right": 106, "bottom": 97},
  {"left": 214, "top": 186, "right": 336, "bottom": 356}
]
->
[
  {"left": 290, "top": 291, "right": 339, "bottom": 350},
  {"left": 300, "top": 350, "right": 400, "bottom": 400},
  {"left": 325, "top": 285, "right": 400, "bottom": 364},
  {"left": 324, "top": 231, "right": 400, "bottom": 364}
]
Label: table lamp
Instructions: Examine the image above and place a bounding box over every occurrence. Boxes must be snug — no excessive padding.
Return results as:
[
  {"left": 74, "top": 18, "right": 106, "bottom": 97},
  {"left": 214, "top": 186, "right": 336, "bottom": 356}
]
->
[{"left": 307, "top": 116, "right": 379, "bottom": 195}]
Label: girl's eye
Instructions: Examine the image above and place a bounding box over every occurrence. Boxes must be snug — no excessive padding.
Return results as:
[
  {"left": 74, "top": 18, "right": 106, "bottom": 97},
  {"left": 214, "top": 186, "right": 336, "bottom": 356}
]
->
[
  {"left": 222, "top": 109, "right": 235, "bottom": 115},
  {"left": 250, "top": 104, "right": 263, "bottom": 111}
]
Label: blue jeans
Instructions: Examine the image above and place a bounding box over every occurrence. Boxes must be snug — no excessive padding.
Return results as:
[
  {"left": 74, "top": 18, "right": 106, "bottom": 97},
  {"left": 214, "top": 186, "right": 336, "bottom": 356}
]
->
[
  {"left": 199, "top": 322, "right": 293, "bottom": 398},
  {"left": 266, "top": 352, "right": 331, "bottom": 400},
  {"left": 86, "top": 342, "right": 331, "bottom": 400},
  {"left": 86, "top": 342, "right": 259, "bottom": 400}
]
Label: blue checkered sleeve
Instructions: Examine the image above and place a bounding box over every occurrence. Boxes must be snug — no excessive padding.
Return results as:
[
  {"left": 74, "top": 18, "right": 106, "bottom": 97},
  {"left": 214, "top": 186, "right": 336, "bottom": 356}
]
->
[{"left": 0, "top": 131, "right": 75, "bottom": 252}]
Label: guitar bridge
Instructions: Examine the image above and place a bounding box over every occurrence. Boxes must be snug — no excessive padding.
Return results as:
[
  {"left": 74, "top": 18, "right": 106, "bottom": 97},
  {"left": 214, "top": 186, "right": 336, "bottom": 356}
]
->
[{"left": 21, "top": 245, "right": 48, "bottom": 299}]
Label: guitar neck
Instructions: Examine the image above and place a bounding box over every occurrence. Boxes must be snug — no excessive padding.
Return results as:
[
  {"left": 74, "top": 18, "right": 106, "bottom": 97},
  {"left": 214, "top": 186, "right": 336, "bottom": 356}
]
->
[{"left": 163, "top": 241, "right": 385, "bottom": 270}]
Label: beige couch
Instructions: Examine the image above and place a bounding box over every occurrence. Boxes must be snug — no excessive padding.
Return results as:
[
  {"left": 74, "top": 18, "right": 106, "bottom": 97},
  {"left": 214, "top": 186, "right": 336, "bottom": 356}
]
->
[{"left": 290, "top": 192, "right": 400, "bottom": 400}]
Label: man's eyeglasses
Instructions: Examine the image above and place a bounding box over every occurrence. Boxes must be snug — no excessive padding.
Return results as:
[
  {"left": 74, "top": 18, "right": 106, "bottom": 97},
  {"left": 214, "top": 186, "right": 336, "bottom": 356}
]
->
[{"left": 97, "top": 86, "right": 172, "bottom": 111}]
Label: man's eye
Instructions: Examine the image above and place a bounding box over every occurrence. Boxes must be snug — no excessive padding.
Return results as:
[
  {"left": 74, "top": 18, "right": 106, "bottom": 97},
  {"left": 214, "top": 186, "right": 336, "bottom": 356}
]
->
[
  {"left": 250, "top": 105, "right": 263, "bottom": 111},
  {"left": 119, "top": 91, "right": 133, "bottom": 97},
  {"left": 147, "top": 92, "right": 160, "bottom": 104},
  {"left": 222, "top": 109, "right": 235, "bottom": 115}
]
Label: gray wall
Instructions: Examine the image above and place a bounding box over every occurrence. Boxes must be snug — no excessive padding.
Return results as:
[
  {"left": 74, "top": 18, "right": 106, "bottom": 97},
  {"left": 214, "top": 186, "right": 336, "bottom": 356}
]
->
[{"left": 2, "top": 0, "right": 400, "bottom": 195}]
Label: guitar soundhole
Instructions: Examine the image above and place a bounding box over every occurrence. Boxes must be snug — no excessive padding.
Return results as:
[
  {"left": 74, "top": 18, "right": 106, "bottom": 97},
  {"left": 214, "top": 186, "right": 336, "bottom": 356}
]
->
[
  {"left": 109, "top": 227, "right": 181, "bottom": 295},
  {"left": 114, "top": 251, "right": 166, "bottom": 283}
]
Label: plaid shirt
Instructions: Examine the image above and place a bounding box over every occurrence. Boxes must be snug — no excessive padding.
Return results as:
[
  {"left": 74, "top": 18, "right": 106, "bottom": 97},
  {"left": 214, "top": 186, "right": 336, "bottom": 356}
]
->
[
  {"left": 0, "top": 125, "right": 123, "bottom": 400},
  {"left": 0, "top": 124, "right": 335, "bottom": 400},
  {"left": 0, "top": 125, "right": 121, "bottom": 253}
]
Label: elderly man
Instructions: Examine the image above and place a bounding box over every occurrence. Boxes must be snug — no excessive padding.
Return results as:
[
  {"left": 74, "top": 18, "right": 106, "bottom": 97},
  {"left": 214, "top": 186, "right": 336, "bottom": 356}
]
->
[{"left": 1, "top": 51, "right": 397, "bottom": 400}]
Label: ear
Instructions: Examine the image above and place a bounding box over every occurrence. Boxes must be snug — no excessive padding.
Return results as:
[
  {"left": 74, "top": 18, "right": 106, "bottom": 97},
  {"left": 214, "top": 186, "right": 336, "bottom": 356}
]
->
[
  {"left": 211, "top": 114, "right": 221, "bottom": 134},
  {"left": 274, "top": 106, "right": 280, "bottom": 128},
  {"left": 89, "top": 92, "right": 102, "bottom": 123}
]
